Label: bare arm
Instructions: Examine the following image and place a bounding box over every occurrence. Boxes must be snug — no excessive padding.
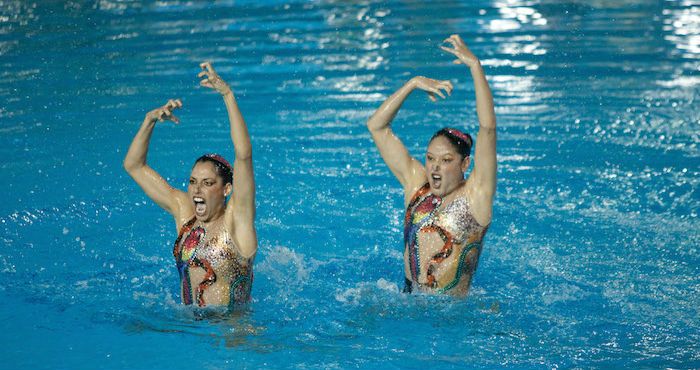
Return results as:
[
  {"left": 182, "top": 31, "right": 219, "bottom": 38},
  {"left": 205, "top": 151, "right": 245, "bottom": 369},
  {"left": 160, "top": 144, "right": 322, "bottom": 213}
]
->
[
  {"left": 123, "top": 99, "right": 189, "bottom": 225},
  {"left": 199, "top": 62, "right": 257, "bottom": 257},
  {"left": 442, "top": 35, "right": 497, "bottom": 224},
  {"left": 367, "top": 77, "right": 453, "bottom": 198}
]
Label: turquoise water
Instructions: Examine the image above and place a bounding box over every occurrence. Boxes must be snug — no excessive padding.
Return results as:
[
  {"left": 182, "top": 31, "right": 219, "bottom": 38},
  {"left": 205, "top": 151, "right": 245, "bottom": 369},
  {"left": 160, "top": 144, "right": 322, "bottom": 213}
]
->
[{"left": 1, "top": 0, "right": 699, "bottom": 368}]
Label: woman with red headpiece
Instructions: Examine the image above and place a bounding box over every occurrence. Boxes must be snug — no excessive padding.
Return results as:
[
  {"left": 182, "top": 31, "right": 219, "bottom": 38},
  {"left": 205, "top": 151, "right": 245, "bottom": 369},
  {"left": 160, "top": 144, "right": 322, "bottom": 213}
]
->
[
  {"left": 124, "top": 62, "right": 256, "bottom": 308},
  {"left": 367, "top": 35, "right": 497, "bottom": 295}
]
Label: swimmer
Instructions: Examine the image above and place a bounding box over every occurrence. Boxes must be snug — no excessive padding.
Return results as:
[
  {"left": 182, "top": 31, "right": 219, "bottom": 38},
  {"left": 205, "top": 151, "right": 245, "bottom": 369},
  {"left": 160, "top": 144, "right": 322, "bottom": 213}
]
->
[
  {"left": 366, "top": 35, "right": 497, "bottom": 295},
  {"left": 124, "top": 62, "right": 257, "bottom": 308}
]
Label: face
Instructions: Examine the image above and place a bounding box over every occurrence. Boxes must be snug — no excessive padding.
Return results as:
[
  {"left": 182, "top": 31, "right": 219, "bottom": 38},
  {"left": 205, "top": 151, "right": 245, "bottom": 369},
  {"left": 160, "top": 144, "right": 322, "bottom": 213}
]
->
[
  {"left": 188, "top": 161, "right": 231, "bottom": 222},
  {"left": 425, "top": 136, "right": 470, "bottom": 197}
]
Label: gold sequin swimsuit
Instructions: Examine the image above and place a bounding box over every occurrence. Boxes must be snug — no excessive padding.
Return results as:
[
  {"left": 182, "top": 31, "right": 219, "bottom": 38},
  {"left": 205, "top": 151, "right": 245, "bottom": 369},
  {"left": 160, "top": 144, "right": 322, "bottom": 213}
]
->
[
  {"left": 403, "top": 183, "right": 489, "bottom": 293},
  {"left": 174, "top": 217, "right": 253, "bottom": 307}
]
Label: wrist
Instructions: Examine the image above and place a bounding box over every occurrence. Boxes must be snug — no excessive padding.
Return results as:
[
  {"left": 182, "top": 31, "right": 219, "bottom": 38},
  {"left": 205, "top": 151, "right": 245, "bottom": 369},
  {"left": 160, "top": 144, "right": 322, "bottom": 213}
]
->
[
  {"left": 406, "top": 77, "right": 419, "bottom": 90},
  {"left": 144, "top": 115, "right": 157, "bottom": 125},
  {"left": 467, "top": 58, "right": 483, "bottom": 69}
]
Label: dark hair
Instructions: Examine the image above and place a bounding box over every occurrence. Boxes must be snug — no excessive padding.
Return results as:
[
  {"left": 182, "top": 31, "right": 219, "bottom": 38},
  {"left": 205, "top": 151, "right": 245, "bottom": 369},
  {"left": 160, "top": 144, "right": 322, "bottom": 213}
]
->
[
  {"left": 430, "top": 127, "right": 473, "bottom": 159},
  {"left": 194, "top": 154, "right": 233, "bottom": 185}
]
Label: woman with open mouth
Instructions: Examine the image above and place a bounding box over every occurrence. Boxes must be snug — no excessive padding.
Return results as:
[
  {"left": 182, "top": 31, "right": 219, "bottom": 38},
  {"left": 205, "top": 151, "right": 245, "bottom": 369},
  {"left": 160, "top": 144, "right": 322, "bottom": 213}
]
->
[
  {"left": 124, "top": 62, "right": 257, "bottom": 308},
  {"left": 366, "top": 35, "right": 497, "bottom": 295}
]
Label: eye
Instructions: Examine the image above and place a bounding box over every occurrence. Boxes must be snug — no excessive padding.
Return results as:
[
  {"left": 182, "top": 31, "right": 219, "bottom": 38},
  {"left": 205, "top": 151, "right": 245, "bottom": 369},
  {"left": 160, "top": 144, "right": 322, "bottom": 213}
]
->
[
  {"left": 204, "top": 181, "right": 214, "bottom": 186},
  {"left": 189, "top": 179, "right": 195, "bottom": 184}
]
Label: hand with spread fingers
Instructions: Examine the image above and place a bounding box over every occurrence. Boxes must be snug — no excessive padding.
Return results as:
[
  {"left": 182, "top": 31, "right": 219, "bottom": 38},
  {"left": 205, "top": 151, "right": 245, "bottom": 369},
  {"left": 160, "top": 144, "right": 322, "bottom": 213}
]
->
[
  {"left": 198, "top": 61, "right": 233, "bottom": 96},
  {"left": 409, "top": 76, "right": 454, "bottom": 102},
  {"left": 441, "top": 34, "right": 480, "bottom": 68},
  {"left": 145, "top": 99, "right": 183, "bottom": 124}
]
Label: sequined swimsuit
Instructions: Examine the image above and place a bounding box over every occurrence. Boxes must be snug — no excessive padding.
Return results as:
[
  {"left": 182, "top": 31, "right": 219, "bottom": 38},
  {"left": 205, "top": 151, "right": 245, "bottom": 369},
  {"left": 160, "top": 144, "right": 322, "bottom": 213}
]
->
[
  {"left": 403, "top": 183, "right": 489, "bottom": 293},
  {"left": 174, "top": 218, "right": 253, "bottom": 307}
]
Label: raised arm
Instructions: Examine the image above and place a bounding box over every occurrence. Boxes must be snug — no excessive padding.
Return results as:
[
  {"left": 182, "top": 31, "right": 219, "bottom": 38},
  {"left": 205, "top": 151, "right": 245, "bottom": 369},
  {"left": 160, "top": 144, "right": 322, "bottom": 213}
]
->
[
  {"left": 123, "top": 99, "right": 189, "bottom": 223},
  {"left": 198, "top": 62, "right": 257, "bottom": 257},
  {"left": 442, "top": 35, "right": 497, "bottom": 223},
  {"left": 367, "top": 77, "right": 454, "bottom": 197}
]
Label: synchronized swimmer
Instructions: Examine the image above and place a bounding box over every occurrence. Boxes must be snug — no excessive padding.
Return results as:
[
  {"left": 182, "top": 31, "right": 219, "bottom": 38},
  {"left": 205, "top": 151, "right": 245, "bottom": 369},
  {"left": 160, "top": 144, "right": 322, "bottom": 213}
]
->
[
  {"left": 366, "top": 35, "right": 497, "bottom": 295},
  {"left": 124, "top": 34, "right": 496, "bottom": 307},
  {"left": 124, "top": 62, "right": 257, "bottom": 308}
]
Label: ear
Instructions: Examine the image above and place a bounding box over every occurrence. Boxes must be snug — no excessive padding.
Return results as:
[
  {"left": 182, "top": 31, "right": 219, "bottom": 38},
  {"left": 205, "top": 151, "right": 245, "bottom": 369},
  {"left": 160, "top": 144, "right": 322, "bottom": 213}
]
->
[
  {"left": 224, "top": 183, "right": 232, "bottom": 197},
  {"left": 461, "top": 156, "right": 471, "bottom": 173}
]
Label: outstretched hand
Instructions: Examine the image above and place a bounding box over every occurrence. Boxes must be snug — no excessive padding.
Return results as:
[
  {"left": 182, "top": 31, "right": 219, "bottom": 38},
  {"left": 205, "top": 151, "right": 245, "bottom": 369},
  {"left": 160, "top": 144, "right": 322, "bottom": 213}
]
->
[
  {"left": 145, "top": 99, "right": 182, "bottom": 124},
  {"left": 198, "top": 61, "right": 233, "bottom": 96},
  {"left": 441, "top": 34, "right": 480, "bottom": 68},
  {"left": 410, "top": 76, "right": 454, "bottom": 102}
]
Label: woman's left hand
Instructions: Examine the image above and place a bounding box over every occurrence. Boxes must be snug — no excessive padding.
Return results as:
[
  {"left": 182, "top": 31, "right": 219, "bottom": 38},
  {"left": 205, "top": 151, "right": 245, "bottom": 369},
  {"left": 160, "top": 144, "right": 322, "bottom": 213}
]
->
[
  {"left": 198, "top": 62, "right": 233, "bottom": 96},
  {"left": 440, "top": 34, "right": 480, "bottom": 68}
]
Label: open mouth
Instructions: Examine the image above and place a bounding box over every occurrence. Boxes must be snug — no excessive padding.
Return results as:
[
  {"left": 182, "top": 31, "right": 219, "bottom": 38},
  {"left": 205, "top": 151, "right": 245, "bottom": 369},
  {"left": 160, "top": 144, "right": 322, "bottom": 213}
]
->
[
  {"left": 431, "top": 174, "right": 442, "bottom": 188},
  {"left": 193, "top": 196, "right": 207, "bottom": 216}
]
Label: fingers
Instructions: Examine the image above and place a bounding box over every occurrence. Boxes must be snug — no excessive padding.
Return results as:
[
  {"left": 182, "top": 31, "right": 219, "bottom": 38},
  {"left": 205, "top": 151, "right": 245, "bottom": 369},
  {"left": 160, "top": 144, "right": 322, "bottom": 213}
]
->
[
  {"left": 200, "top": 61, "right": 214, "bottom": 73},
  {"left": 435, "top": 80, "right": 453, "bottom": 96},
  {"left": 157, "top": 99, "right": 182, "bottom": 123},
  {"left": 426, "top": 83, "right": 452, "bottom": 102},
  {"left": 441, "top": 35, "right": 468, "bottom": 56},
  {"left": 198, "top": 62, "right": 216, "bottom": 84},
  {"left": 166, "top": 99, "right": 182, "bottom": 110},
  {"left": 440, "top": 45, "right": 456, "bottom": 53},
  {"left": 443, "top": 34, "right": 464, "bottom": 46},
  {"left": 429, "top": 87, "right": 446, "bottom": 100},
  {"left": 416, "top": 77, "right": 453, "bottom": 101}
]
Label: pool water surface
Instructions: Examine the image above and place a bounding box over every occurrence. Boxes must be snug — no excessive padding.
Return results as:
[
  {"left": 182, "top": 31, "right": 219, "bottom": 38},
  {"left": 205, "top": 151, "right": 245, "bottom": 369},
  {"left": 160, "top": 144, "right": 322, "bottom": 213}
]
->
[{"left": 1, "top": 0, "right": 699, "bottom": 369}]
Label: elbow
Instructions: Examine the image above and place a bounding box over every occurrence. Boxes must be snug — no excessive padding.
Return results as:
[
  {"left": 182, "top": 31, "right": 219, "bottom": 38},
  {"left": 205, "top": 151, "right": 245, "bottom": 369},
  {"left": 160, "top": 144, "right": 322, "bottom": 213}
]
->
[
  {"left": 366, "top": 118, "right": 379, "bottom": 133},
  {"left": 234, "top": 149, "right": 253, "bottom": 161},
  {"left": 123, "top": 157, "right": 141, "bottom": 175},
  {"left": 123, "top": 158, "right": 134, "bottom": 174}
]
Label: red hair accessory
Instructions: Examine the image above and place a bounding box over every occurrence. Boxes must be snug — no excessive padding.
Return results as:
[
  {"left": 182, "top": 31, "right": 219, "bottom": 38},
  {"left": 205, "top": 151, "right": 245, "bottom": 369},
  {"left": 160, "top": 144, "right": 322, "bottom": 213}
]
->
[
  {"left": 204, "top": 153, "right": 232, "bottom": 171},
  {"left": 445, "top": 128, "right": 469, "bottom": 144}
]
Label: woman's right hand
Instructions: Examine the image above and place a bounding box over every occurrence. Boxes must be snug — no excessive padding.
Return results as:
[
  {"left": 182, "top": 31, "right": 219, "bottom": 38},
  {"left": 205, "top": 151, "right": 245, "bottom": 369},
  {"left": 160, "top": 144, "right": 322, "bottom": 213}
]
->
[
  {"left": 145, "top": 99, "right": 183, "bottom": 124},
  {"left": 409, "top": 76, "right": 454, "bottom": 102}
]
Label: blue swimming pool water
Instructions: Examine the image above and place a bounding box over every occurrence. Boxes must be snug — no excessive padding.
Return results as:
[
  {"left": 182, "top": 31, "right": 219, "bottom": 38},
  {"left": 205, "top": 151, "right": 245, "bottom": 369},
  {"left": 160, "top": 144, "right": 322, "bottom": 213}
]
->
[{"left": 1, "top": 0, "right": 699, "bottom": 368}]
